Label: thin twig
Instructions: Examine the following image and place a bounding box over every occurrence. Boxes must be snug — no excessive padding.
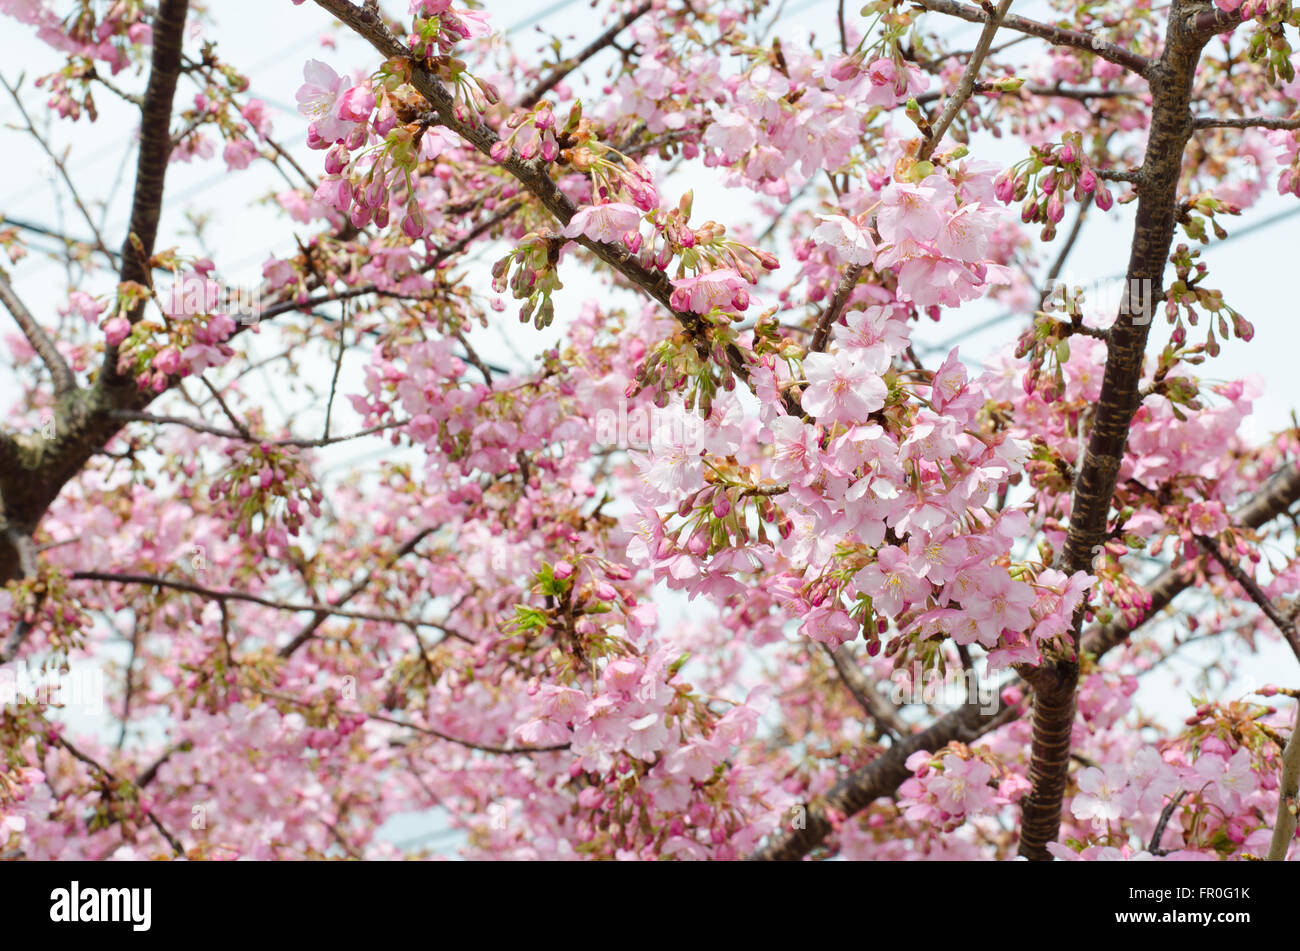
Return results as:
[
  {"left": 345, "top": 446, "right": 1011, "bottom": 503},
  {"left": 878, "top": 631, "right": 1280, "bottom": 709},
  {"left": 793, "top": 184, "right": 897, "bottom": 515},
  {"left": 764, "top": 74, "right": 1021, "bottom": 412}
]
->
[
  {"left": 1195, "top": 533, "right": 1300, "bottom": 662},
  {"left": 809, "top": 264, "right": 864, "bottom": 353},
  {"left": 68, "top": 569, "right": 457, "bottom": 632},
  {"left": 1192, "top": 115, "right": 1300, "bottom": 131},
  {"left": 1147, "top": 789, "right": 1186, "bottom": 854},
  {"left": 517, "top": 0, "right": 653, "bottom": 108},
  {"left": 0, "top": 271, "right": 76, "bottom": 394}
]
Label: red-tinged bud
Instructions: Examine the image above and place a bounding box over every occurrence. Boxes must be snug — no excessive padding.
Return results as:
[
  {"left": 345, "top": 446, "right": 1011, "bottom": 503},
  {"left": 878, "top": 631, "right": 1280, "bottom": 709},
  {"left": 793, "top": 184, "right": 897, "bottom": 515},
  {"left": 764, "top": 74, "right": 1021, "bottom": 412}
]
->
[
  {"left": 1078, "top": 167, "right": 1097, "bottom": 193},
  {"left": 679, "top": 227, "right": 695, "bottom": 248},
  {"left": 1047, "top": 193, "right": 1065, "bottom": 223},
  {"left": 1022, "top": 369, "right": 1037, "bottom": 396},
  {"left": 686, "top": 528, "right": 709, "bottom": 556},
  {"left": 712, "top": 493, "right": 731, "bottom": 518},
  {"left": 624, "top": 231, "right": 642, "bottom": 254},
  {"left": 1059, "top": 143, "right": 1075, "bottom": 164},
  {"left": 489, "top": 140, "right": 510, "bottom": 162},
  {"left": 324, "top": 144, "right": 349, "bottom": 175},
  {"left": 1095, "top": 184, "right": 1114, "bottom": 211},
  {"left": 1021, "top": 197, "right": 1037, "bottom": 223},
  {"left": 994, "top": 172, "right": 1015, "bottom": 203},
  {"left": 541, "top": 135, "right": 558, "bottom": 162},
  {"left": 401, "top": 208, "right": 425, "bottom": 239},
  {"left": 1041, "top": 171, "right": 1057, "bottom": 194},
  {"left": 778, "top": 517, "right": 793, "bottom": 539},
  {"left": 830, "top": 50, "right": 867, "bottom": 82},
  {"left": 679, "top": 488, "right": 706, "bottom": 517},
  {"left": 1232, "top": 312, "right": 1254, "bottom": 341},
  {"left": 553, "top": 560, "right": 574, "bottom": 580}
]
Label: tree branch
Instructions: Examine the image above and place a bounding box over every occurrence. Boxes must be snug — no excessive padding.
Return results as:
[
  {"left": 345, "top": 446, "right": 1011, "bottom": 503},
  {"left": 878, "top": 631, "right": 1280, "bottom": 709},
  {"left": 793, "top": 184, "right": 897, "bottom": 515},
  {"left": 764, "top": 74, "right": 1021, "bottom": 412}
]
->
[
  {"left": 920, "top": 0, "right": 1013, "bottom": 161},
  {"left": 1268, "top": 706, "right": 1300, "bottom": 861},
  {"left": 809, "top": 264, "right": 864, "bottom": 353},
  {"left": 1196, "top": 533, "right": 1300, "bottom": 662},
  {"left": 908, "top": 0, "right": 1152, "bottom": 76},
  {"left": 749, "top": 461, "right": 1300, "bottom": 860},
  {"left": 517, "top": 0, "right": 653, "bottom": 108},
  {"left": 1192, "top": 115, "right": 1300, "bottom": 131},
  {"left": 68, "top": 569, "right": 457, "bottom": 633},
  {"left": 824, "top": 644, "right": 907, "bottom": 739},
  {"left": 105, "top": 0, "right": 190, "bottom": 380},
  {"left": 308, "top": 0, "right": 802, "bottom": 418},
  {"left": 1014, "top": 1, "right": 1218, "bottom": 860},
  {"left": 0, "top": 271, "right": 76, "bottom": 395}
]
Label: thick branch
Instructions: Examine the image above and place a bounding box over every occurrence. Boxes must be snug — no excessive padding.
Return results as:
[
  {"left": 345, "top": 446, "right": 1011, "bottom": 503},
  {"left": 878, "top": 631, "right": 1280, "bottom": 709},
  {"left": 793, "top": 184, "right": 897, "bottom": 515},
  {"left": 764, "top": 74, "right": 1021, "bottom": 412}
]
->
[
  {"left": 105, "top": 0, "right": 190, "bottom": 380},
  {"left": 1268, "top": 708, "right": 1300, "bottom": 861},
  {"left": 0, "top": 0, "right": 191, "bottom": 583},
  {"left": 1015, "top": 1, "right": 1214, "bottom": 860},
  {"left": 915, "top": 81, "right": 1139, "bottom": 105}
]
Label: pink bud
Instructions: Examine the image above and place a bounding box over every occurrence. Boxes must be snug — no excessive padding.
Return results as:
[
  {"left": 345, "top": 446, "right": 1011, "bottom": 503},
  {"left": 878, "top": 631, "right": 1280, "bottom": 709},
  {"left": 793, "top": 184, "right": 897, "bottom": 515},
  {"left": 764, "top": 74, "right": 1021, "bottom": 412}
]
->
[
  {"left": 103, "top": 316, "right": 131, "bottom": 347},
  {"left": 993, "top": 173, "right": 1015, "bottom": 204},
  {"left": 152, "top": 346, "right": 181, "bottom": 376},
  {"left": 1047, "top": 194, "right": 1065, "bottom": 224}
]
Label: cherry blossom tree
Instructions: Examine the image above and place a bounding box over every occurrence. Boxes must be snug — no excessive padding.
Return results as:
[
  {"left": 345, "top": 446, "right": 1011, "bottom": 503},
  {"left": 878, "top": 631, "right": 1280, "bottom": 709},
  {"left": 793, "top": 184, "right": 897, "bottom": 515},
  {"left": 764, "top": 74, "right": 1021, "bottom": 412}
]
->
[{"left": 1, "top": 0, "right": 1299, "bottom": 862}]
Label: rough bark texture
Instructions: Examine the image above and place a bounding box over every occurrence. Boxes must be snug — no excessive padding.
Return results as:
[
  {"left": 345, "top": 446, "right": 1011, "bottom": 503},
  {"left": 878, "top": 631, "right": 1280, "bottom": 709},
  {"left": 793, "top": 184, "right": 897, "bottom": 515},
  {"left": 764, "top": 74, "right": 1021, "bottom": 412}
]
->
[
  {"left": 0, "top": 0, "right": 190, "bottom": 585},
  {"left": 1014, "top": 0, "right": 1239, "bottom": 860},
  {"left": 749, "top": 463, "right": 1300, "bottom": 860}
]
